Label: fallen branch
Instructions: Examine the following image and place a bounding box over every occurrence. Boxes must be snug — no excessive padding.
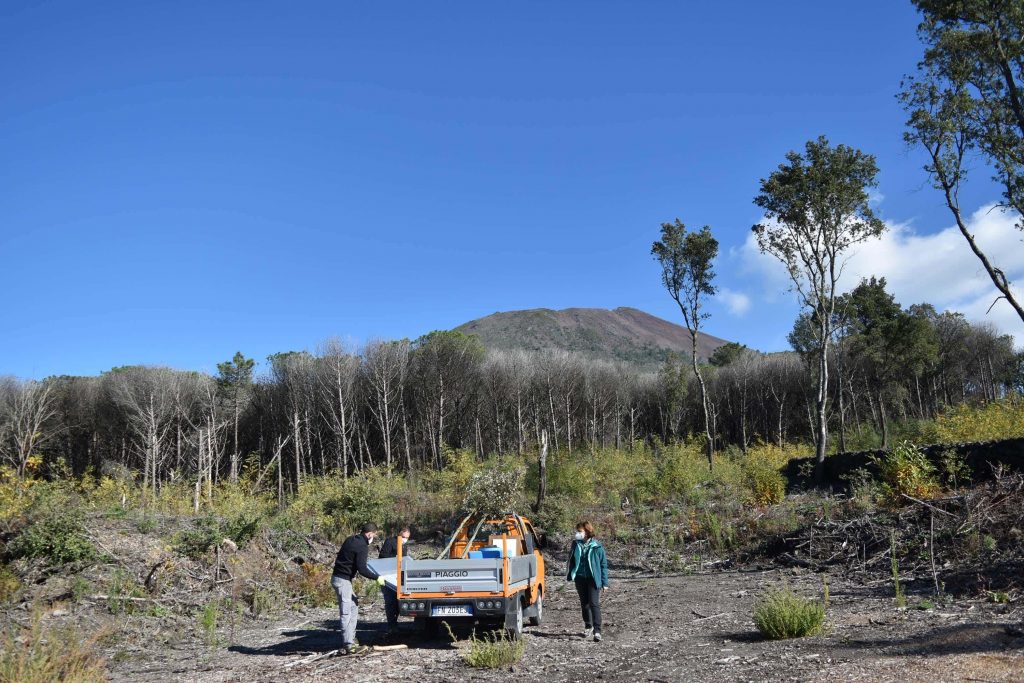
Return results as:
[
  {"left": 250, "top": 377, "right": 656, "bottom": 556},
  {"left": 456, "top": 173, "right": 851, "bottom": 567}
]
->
[
  {"left": 691, "top": 610, "right": 730, "bottom": 622},
  {"left": 899, "top": 494, "right": 957, "bottom": 518}
]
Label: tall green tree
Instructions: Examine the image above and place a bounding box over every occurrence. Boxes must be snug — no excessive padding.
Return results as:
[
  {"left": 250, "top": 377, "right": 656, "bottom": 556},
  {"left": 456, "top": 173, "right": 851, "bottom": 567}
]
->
[
  {"left": 652, "top": 220, "right": 719, "bottom": 470},
  {"left": 753, "top": 136, "right": 886, "bottom": 479},
  {"left": 900, "top": 0, "right": 1024, "bottom": 323},
  {"left": 709, "top": 342, "right": 749, "bottom": 367},
  {"left": 216, "top": 352, "right": 256, "bottom": 483},
  {"left": 843, "top": 278, "right": 939, "bottom": 447}
]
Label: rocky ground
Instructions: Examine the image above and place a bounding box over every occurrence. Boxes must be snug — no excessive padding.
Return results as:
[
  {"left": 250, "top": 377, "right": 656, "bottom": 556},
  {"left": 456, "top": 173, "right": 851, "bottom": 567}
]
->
[{"left": 101, "top": 560, "right": 1024, "bottom": 683}]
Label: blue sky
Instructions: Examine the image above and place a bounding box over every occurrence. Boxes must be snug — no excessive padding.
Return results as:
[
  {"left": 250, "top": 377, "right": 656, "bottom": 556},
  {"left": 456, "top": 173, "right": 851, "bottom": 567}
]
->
[{"left": 3, "top": 1, "right": 1022, "bottom": 379}]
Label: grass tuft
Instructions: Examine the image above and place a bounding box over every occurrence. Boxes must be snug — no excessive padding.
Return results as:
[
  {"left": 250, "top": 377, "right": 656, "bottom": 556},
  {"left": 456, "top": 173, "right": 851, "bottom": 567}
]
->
[
  {"left": 457, "top": 629, "right": 526, "bottom": 669},
  {"left": 753, "top": 587, "right": 825, "bottom": 640}
]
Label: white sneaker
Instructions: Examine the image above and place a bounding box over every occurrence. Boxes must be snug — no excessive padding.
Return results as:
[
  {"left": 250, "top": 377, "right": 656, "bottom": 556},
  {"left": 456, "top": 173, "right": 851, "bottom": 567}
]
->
[
  {"left": 593, "top": 632, "right": 602, "bottom": 642},
  {"left": 582, "top": 627, "right": 593, "bottom": 639}
]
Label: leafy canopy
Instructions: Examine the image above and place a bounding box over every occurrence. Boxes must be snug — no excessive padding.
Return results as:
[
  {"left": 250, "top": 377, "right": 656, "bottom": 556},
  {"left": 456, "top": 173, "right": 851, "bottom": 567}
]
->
[
  {"left": 752, "top": 136, "right": 885, "bottom": 321},
  {"left": 651, "top": 220, "right": 719, "bottom": 332}
]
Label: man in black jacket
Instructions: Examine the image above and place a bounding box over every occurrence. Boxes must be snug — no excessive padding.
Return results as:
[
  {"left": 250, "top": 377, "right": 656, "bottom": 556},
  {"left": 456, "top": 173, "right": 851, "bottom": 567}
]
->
[
  {"left": 378, "top": 525, "right": 410, "bottom": 636},
  {"left": 332, "top": 522, "right": 385, "bottom": 655}
]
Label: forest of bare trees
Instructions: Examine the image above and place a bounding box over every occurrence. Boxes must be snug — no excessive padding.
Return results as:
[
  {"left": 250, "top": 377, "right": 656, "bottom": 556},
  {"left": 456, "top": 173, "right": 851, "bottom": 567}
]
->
[{"left": 1, "top": 282, "right": 1020, "bottom": 500}]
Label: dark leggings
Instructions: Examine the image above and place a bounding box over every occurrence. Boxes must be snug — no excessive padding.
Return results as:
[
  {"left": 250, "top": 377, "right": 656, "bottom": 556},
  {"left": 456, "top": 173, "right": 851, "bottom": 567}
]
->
[{"left": 574, "top": 577, "right": 602, "bottom": 632}]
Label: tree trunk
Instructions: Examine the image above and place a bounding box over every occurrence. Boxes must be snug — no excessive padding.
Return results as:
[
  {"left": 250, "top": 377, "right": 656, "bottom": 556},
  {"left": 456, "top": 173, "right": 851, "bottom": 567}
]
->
[
  {"left": 534, "top": 430, "right": 548, "bottom": 513},
  {"left": 690, "top": 330, "right": 714, "bottom": 471}
]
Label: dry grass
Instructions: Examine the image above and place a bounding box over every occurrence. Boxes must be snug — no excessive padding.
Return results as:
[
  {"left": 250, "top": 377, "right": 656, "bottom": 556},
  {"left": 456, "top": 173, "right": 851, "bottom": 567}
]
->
[{"left": 0, "top": 613, "right": 108, "bottom": 683}]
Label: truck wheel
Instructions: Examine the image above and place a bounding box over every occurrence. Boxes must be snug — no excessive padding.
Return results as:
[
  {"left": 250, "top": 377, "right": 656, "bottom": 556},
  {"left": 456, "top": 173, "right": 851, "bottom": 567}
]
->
[
  {"left": 506, "top": 599, "right": 523, "bottom": 639},
  {"left": 527, "top": 595, "right": 543, "bottom": 627}
]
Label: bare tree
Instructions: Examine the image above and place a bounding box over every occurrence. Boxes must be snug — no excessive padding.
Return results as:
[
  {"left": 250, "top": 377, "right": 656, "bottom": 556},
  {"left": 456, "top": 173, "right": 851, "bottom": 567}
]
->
[
  {"left": 363, "top": 339, "right": 410, "bottom": 470},
  {"left": 104, "top": 367, "right": 181, "bottom": 498},
  {"left": 317, "top": 338, "right": 359, "bottom": 476},
  {"left": 0, "top": 378, "right": 58, "bottom": 478}
]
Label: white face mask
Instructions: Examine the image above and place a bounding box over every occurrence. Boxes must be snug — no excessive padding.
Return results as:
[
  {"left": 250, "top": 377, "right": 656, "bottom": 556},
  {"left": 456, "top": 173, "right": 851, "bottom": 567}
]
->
[{"left": 574, "top": 531, "right": 586, "bottom": 541}]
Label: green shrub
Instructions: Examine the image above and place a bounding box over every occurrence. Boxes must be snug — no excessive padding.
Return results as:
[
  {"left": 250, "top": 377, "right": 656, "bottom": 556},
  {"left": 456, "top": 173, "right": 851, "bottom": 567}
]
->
[
  {"left": 0, "top": 564, "right": 20, "bottom": 603},
  {"left": 933, "top": 398, "right": 1024, "bottom": 442},
  {"left": 460, "top": 629, "right": 526, "bottom": 668},
  {"left": 938, "top": 448, "right": 971, "bottom": 489},
  {"left": 106, "top": 569, "right": 144, "bottom": 615},
  {"left": 287, "top": 562, "right": 335, "bottom": 607},
  {"left": 7, "top": 492, "right": 95, "bottom": 566},
  {"left": 753, "top": 587, "right": 825, "bottom": 639},
  {"left": 173, "top": 516, "right": 223, "bottom": 560},
  {"left": 198, "top": 599, "right": 220, "bottom": 647},
  {"left": 174, "top": 511, "right": 264, "bottom": 560},
  {"left": 743, "top": 457, "right": 786, "bottom": 506},
  {"left": 285, "top": 468, "right": 404, "bottom": 542},
  {"left": 871, "top": 441, "right": 940, "bottom": 501},
  {"left": 134, "top": 515, "right": 158, "bottom": 534},
  {"left": 531, "top": 494, "right": 578, "bottom": 534}
]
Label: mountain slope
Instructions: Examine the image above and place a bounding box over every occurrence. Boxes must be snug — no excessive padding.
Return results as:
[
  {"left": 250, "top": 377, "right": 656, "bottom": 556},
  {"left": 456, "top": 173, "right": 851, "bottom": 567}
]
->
[{"left": 453, "top": 307, "right": 731, "bottom": 368}]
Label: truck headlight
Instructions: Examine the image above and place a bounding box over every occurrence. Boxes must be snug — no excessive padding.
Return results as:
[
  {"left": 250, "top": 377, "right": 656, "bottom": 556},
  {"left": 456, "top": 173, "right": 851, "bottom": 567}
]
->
[{"left": 418, "top": 602, "right": 425, "bottom": 610}]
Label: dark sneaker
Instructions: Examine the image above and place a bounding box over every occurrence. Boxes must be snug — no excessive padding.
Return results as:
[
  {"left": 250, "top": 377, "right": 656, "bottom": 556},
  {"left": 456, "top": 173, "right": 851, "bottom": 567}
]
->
[
  {"left": 346, "top": 644, "right": 370, "bottom": 655},
  {"left": 593, "top": 632, "right": 602, "bottom": 642}
]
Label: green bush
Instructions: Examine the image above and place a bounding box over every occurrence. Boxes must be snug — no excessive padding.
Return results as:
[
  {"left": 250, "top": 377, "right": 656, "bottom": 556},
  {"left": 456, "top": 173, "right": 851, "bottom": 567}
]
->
[
  {"left": 933, "top": 398, "right": 1024, "bottom": 442},
  {"left": 198, "top": 599, "right": 220, "bottom": 647},
  {"left": 871, "top": 441, "right": 940, "bottom": 501},
  {"left": 174, "top": 511, "right": 265, "bottom": 560},
  {"left": 531, "top": 494, "right": 579, "bottom": 534},
  {"left": 460, "top": 629, "right": 526, "bottom": 668},
  {"left": 174, "top": 516, "right": 224, "bottom": 560},
  {"left": 753, "top": 587, "right": 825, "bottom": 639},
  {"left": 285, "top": 468, "right": 404, "bottom": 542},
  {"left": 7, "top": 492, "right": 96, "bottom": 566},
  {"left": 743, "top": 457, "right": 786, "bottom": 506},
  {"left": 106, "top": 569, "right": 144, "bottom": 615},
  {"left": 0, "top": 564, "right": 20, "bottom": 603}
]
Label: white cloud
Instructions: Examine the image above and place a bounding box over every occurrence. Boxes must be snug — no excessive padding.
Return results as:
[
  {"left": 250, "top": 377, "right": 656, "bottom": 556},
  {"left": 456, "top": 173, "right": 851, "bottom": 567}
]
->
[
  {"left": 719, "top": 288, "right": 752, "bottom": 316},
  {"left": 738, "top": 204, "right": 1024, "bottom": 343}
]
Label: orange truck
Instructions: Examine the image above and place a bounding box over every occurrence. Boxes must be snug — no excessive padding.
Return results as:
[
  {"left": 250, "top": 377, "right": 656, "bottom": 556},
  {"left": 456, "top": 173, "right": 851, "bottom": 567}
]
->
[{"left": 370, "top": 512, "right": 545, "bottom": 636}]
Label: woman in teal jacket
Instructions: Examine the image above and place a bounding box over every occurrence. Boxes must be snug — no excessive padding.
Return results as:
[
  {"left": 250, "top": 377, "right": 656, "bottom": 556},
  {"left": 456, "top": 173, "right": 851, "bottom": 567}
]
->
[{"left": 565, "top": 520, "right": 609, "bottom": 642}]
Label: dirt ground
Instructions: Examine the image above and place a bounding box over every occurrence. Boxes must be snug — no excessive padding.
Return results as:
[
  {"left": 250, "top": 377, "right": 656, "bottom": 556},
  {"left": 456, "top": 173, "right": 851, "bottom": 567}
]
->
[{"left": 103, "top": 559, "right": 1024, "bottom": 683}]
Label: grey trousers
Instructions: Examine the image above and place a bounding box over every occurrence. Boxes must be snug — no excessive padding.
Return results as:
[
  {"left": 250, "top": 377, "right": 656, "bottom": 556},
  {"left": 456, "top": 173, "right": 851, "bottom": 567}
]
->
[{"left": 331, "top": 575, "right": 358, "bottom": 646}]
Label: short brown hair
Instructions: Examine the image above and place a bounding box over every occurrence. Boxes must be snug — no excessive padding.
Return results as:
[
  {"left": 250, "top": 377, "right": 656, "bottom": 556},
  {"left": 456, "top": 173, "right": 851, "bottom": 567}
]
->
[{"left": 575, "top": 521, "right": 595, "bottom": 539}]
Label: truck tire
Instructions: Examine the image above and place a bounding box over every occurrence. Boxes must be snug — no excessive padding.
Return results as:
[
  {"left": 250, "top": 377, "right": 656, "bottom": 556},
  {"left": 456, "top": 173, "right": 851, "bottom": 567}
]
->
[
  {"left": 527, "top": 595, "right": 543, "bottom": 627},
  {"left": 505, "top": 599, "right": 523, "bottom": 639}
]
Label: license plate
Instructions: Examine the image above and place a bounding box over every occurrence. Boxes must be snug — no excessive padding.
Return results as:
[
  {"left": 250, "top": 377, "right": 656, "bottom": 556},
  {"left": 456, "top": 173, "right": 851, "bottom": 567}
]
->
[{"left": 431, "top": 604, "right": 474, "bottom": 617}]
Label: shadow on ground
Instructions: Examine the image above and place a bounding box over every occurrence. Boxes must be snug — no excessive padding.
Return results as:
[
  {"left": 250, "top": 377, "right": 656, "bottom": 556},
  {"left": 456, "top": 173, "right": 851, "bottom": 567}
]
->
[
  {"left": 229, "top": 618, "right": 469, "bottom": 658},
  {"left": 838, "top": 623, "right": 1024, "bottom": 657}
]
